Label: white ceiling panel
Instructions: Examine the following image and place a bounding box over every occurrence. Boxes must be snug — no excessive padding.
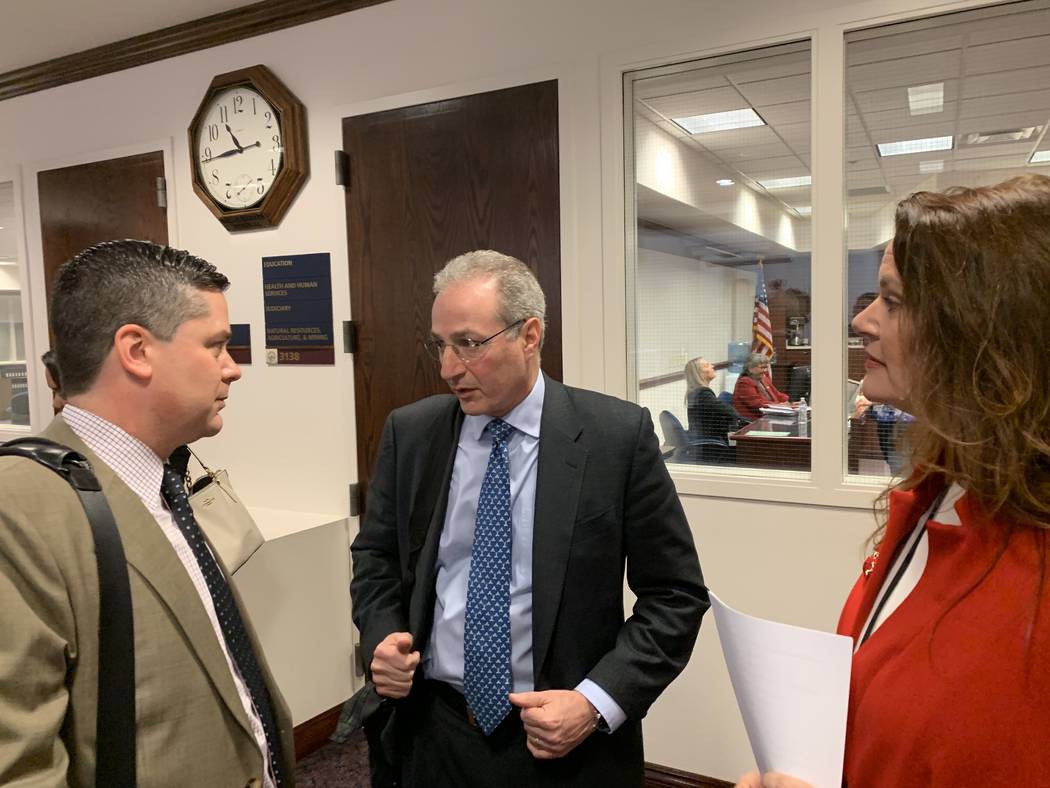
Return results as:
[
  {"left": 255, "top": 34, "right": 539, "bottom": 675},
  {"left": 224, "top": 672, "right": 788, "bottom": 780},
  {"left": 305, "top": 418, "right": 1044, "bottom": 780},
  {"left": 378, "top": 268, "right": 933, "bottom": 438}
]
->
[
  {"left": 735, "top": 74, "right": 810, "bottom": 106},
  {"left": 775, "top": 122, "right": 811, "bottom": 152},
  {"left": 950, "top": 153, "right": 1034, "bottom": 172},
  {"left": 634, "top": 71, "right": 729, "bottom": 100},
  {"left": 868, "top": 121, "right": 957, "bottom": 145},
  {"left": 738, "top": 154, "right": 810, "bottom": 174},
  {"left": 958, "top": 91, "right": 1050, "bottom": 120},
  {"left": 962, "top": 66, "right": 1050, "bottom": 99},
  {"left": 720, "top": 141, "right": 797, "bottom": 162},
  {"left": 965, "top": 35, "right": 1050, "bottom": 74},
  {"left": 966, "top": 8, "right": 1050, "bottom": 45},
  {"left": 852, "top": 80, "right": 959, "bottom": 115},
  {"left": 693, "top": 124, "right": 782, "bottom": 151},
  {"left": 860, "top": 103, "right": 959, "bottom": 132},
  {"left": 846, "top": 33, "right": 964, "bottom": 67},
  {"left": 726, "top": 48, "right": 811, "bottom": 84},
  {"left": 847, "top": 51, "right": 960, "bottom": 93},
  {"left": 755, "top": 101, "right": 810, "bottom": 126},
  {"left": 643, "top": 86, "right": 750, "bottom": 120},
  {"left": 747, "top": 164, "right": 811, "bottom": 182}
]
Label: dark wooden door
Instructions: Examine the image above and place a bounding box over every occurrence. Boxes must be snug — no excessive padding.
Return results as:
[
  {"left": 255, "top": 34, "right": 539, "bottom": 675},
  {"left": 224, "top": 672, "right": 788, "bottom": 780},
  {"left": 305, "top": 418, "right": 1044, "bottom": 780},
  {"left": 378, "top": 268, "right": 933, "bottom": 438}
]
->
[
  {"left": 343, "top": 80, "right": 561, "bottom": 503},
  {"left": 38, "top": 151, "right": 168, "bottom": 305}
]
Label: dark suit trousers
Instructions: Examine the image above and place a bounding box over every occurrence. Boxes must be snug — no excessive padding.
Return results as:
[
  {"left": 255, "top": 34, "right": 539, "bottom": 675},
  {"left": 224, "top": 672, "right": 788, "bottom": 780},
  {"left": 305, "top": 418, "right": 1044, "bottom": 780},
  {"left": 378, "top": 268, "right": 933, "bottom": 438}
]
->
[{"left": 400, "top": 681, "right": 643, "bottom": 788}]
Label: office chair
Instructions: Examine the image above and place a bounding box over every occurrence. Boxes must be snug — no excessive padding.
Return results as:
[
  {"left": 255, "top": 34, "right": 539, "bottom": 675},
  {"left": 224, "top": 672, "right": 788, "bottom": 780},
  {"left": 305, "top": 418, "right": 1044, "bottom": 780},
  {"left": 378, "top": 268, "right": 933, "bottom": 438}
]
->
[{"left": 659, "top": 410, "right": 731, "bottom": 464}]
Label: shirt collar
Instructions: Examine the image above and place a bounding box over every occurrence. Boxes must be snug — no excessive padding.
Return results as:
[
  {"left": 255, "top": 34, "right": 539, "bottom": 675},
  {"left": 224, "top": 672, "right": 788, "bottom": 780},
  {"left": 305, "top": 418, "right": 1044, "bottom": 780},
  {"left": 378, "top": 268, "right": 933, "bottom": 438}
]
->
[
  {"left": 464, "top": 372, "right": 545, "bottom": 442},
  {"left": 62, "top": 404, "right": 167, "bottom": 507}
]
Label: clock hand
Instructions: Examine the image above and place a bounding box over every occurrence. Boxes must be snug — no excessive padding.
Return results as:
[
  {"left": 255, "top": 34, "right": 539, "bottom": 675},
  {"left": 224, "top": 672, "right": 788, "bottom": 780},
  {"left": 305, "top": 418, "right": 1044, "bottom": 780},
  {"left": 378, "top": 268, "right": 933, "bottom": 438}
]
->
[
  {"left": 202, "top": 141, "right": 261, "bottom": 163},
  {"left": 203, "top": 148, "right": 242, "bottom": 162},
  {"left": 224, "top": 123, "right": 245, "bottom": 152}
]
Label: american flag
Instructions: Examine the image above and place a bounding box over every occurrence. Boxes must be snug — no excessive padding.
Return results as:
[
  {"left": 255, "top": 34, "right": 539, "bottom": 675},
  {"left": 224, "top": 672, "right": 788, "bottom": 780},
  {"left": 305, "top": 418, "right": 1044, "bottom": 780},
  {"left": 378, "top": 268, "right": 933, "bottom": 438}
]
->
[{"left": 751, "top": 261, "right": 774, "bottom": 358}]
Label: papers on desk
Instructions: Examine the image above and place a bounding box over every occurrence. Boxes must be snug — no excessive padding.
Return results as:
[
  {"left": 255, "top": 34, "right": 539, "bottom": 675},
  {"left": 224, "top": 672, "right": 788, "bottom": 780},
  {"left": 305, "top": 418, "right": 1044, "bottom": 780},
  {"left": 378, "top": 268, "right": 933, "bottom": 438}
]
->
[
  {"left": 711, "top": 592, "right": 852, "bottom": 788},
  {"left": 759, "top": 405, "right": 797, "bottom": 416},
  {"left": 744, "top": 430, "right": 792, "bottom": 437}
]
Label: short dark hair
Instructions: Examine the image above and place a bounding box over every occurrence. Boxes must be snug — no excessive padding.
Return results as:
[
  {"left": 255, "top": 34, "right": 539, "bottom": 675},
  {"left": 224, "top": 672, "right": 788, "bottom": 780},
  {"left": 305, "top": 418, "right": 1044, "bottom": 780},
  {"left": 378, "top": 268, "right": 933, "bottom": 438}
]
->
[{"left": 50, "top": 240, "right": 229, "bottom": 396}]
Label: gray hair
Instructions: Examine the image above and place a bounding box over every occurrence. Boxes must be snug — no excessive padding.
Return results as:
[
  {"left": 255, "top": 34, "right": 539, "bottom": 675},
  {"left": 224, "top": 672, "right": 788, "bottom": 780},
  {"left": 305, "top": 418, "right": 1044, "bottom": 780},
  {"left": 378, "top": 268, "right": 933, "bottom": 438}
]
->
[
  {"left": 50, "top": 239, "right": 229, "bottom": 396},
  {"left": 433, "top": 250, "right": 546, "bottom": 347},
  {"left": 744, "top": 353, "right": 773, "bottom": 379}
]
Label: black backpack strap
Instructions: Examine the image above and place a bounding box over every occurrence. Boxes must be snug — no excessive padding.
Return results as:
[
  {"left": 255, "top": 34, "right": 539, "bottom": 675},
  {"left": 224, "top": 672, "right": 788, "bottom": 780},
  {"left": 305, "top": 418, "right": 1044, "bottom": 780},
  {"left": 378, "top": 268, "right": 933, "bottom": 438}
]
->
[{"left": 0, "top": 437, "right": 137, "bottom": 787}]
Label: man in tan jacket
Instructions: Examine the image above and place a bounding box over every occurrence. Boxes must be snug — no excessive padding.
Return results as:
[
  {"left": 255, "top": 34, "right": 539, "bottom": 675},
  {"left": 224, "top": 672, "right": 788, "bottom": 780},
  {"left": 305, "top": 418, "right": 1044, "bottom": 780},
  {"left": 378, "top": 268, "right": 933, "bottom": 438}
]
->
[{"left": 0, "top": 240, "right": 294, "bottom": 787}]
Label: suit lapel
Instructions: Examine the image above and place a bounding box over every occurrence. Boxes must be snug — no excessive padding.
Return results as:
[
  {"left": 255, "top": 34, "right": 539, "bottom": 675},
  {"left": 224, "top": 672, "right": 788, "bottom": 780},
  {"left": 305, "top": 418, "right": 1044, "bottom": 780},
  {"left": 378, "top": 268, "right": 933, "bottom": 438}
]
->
[
  {"left": 406, "top": 401, "right": 463, "bottom": 645},
  {"left": 531, "top": 378, "right": 587, "bottom": 680},
  {"left": 43, "top": 418, "right": 256, "bottom": 741}
]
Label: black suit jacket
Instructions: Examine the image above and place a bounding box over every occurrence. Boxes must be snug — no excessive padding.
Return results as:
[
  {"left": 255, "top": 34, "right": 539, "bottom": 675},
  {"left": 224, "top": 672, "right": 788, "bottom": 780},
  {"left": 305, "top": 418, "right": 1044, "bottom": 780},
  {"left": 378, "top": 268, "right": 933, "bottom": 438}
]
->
[
  {"left": 687, "top": 386, "right": 745, "bottom": 441},
  {"left": 350, "top": 375, "right": 708, "bottom": 781}
]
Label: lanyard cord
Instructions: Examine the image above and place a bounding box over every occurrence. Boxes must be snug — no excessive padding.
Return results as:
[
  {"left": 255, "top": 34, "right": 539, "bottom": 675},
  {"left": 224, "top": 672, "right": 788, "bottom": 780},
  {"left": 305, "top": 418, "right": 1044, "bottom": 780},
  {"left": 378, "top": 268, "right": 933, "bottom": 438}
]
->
[{"left": 859, "top": 488, "right": 949, "bottom": 647}]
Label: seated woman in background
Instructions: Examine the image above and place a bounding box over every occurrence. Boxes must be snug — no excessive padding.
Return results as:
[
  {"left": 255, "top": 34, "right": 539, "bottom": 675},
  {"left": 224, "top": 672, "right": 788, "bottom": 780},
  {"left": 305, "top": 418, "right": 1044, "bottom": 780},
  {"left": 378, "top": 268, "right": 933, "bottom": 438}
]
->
[
  {"left": 684, "top": 357, "right": 745, "bottom": 442},
  {"left": 738, "top": 173, "right": 1050, "bottom": 787},
  {"left": 732, "top": 351, "right": 789, "bottom": 420}
]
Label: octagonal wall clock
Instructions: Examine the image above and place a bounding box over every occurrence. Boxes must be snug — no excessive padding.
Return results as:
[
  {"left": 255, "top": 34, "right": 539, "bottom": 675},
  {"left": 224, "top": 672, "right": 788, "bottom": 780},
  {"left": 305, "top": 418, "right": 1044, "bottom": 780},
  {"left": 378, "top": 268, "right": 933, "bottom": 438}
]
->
[{"left": 188, "top": 64, "right": 308, "bottom": 231}]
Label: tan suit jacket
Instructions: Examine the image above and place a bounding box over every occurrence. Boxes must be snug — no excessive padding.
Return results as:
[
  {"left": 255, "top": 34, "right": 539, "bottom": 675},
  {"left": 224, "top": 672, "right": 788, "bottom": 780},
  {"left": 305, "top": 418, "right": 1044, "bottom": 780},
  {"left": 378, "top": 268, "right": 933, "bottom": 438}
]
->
[{"left": 0, "top": 417, "right": 295, "bottom": 787}]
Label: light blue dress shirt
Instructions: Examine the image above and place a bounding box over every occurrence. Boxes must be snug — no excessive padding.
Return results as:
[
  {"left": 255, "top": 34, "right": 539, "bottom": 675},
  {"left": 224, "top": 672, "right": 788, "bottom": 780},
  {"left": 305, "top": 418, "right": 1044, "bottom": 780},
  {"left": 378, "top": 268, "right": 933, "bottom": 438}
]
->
[{"left": 423, "top": 374, "right": 625, "bottom": 732}]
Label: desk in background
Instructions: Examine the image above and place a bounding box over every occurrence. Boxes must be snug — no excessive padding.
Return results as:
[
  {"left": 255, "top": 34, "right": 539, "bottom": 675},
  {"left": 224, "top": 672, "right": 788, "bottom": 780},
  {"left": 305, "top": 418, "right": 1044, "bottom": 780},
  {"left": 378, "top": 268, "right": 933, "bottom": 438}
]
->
[{"left": 730, "top": 415, "right": 811, "bottom": 471}]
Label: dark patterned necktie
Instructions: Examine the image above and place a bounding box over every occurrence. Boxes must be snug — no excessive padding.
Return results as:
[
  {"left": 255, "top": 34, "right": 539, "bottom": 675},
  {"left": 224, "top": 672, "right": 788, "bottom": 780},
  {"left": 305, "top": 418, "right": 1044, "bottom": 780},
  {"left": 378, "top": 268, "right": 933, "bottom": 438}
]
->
[
  {"left": 161, "top": 464, "right": 284, "bottom": 786},
  {"left": 463, "top": 418, "right": 515, "bottom": 735}
]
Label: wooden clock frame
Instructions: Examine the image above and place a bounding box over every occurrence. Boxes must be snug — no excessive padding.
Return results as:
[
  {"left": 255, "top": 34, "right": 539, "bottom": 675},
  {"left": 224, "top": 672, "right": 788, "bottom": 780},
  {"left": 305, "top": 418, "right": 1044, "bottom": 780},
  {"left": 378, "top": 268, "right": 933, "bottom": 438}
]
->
[{"left": 188, "top": 64, "right": 308, "bottom": 231}]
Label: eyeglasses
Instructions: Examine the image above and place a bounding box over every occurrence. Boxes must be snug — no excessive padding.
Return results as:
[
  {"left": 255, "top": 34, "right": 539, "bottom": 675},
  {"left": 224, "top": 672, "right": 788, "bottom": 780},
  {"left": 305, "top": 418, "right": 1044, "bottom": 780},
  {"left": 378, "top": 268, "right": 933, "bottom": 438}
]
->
[{"left": 424, "top": 319, "right": 524, "bottom": 363}]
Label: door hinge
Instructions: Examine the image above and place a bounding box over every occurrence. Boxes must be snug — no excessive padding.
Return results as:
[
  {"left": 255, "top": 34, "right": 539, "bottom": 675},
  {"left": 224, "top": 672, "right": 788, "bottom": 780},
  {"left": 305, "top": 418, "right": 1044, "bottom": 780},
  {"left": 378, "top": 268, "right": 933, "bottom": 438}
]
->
[
  {"left": 334, "top": 150, "right": 350, "bottom": 188},
  {"left": 342, "top": 320, "right": 358, "bottom": 354},
  {"left": 349, "top": 482, "right": 361, "bottom": 517},
  {"left": 155, "top": 176, "right": 167, "bottom": 209}
]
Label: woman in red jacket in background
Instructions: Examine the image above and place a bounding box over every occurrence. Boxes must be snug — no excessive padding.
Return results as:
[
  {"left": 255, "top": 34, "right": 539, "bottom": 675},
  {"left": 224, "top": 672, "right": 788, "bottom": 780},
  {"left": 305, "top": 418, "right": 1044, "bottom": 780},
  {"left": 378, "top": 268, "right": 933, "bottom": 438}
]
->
[
  {"left": 739, "top": 174, "right": 1050, "bottom": 788},
  {"left": 732, "top": 352, "right": 790, "bottom": 420}
]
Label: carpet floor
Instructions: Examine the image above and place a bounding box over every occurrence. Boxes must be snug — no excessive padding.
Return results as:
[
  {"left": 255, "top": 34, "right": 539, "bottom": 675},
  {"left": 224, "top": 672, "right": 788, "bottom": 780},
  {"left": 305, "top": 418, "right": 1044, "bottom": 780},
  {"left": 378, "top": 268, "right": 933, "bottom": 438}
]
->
[{"left": 294, "top": 729, "right": 371, "bottom": 787}]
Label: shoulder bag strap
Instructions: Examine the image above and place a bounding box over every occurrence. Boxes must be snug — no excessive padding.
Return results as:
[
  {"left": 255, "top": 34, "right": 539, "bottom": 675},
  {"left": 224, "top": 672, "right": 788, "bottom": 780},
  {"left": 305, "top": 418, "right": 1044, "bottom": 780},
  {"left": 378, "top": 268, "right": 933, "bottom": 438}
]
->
[{"left": 0, "top": 438, "right": 136, "bottom": 787}]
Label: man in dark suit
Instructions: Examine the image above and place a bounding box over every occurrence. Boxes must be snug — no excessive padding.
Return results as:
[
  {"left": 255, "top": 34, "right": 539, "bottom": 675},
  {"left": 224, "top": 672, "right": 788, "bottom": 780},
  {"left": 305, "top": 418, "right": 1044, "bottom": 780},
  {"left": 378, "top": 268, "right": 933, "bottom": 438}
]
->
[{"left": 350, "top": 250, "right": 708, "bottom": 787}]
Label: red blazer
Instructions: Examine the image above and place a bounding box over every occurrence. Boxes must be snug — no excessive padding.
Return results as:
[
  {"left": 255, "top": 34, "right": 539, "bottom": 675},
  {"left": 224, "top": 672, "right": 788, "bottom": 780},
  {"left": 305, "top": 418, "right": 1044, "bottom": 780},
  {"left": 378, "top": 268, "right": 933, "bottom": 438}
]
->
[
  {"left": 837, "top": 478, "right": 1050, "bottom": 787},
  {"left": 732, "top": 373, "right": 788, "bottom": 420}
]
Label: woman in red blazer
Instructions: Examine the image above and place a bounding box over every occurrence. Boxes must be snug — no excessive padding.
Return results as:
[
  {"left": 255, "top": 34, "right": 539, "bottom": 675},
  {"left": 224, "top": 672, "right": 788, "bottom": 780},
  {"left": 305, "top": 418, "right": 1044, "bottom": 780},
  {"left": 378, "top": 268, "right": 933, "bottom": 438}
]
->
[
  {"left": 738, "top": 174, "right": 1050, "bottom": 788},
  {"left": 732, "top": 353, "right": 790, "bottom": 420}
]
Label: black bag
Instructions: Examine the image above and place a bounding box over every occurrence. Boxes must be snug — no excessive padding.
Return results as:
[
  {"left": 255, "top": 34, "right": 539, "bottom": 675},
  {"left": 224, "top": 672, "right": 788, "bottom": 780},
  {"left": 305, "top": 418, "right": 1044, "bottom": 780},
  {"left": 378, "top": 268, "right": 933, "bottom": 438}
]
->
[{"left": 0, "top": 438, "right": 136, "bottom": 787}]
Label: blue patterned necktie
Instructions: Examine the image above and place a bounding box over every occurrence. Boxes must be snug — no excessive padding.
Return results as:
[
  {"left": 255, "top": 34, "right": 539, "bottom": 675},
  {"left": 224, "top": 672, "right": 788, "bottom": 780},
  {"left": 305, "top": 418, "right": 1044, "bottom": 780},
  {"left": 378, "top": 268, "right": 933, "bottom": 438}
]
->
[
  {"left": 463, "top": 418, "right": 515, "bottom": 735},
  {"left": 161, "top": 464, "right": 284, "bottom": 786}
]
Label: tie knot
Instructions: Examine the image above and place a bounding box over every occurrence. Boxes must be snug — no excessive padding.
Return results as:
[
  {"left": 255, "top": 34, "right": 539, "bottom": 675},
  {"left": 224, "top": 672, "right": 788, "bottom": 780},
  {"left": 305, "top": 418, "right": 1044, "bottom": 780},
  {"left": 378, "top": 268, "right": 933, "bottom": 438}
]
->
[
  {"left": 485, "top": 418, "right": 514, "bottom": 444},
  {"left": 160, "top": 464, "right": 185, "bottom": 503}
]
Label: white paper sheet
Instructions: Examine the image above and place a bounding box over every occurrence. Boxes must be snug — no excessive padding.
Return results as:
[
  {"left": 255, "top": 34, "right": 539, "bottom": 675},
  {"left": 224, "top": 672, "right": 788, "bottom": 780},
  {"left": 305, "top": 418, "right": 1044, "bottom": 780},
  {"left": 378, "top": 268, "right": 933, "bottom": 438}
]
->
[{"left": 711, "top": 592, "right": 853, "bottom": 788}]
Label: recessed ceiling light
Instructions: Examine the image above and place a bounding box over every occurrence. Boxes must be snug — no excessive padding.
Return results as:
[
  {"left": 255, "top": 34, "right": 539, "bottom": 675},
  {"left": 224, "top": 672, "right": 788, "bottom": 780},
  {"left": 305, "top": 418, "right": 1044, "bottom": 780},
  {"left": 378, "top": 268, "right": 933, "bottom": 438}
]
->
[
  {"left": 876, "top": 136, "right": 953, "bottom": 157},
  {"left": 794, "top": 206, "right": 812, "bottom": 216},
  {"left": 758, "top": 175, "right": 812, "bottom": 190},
  {"left": 919, "top": 160, "right": 944, "bottom": 174},
  {"left": 673, "top": 108, "right": 766, "bottom": 135},
  {"left": 1028, "top": 150, "right": 1050, "bottom": 164},
  {"left": 907, "top": 83, "right": 944, "bottom": 116},
  {"left": 963, "top": 126, "right": 1039, "bottom": 146},
  {"left": 715, "top": 178, "right": 735, "bottom": 186}
]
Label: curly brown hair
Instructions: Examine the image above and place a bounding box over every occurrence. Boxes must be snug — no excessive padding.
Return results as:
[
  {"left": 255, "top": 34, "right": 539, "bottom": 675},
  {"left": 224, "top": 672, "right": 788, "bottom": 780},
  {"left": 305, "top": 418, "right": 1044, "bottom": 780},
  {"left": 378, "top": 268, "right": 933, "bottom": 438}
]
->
[{"left": 890, "top": 173, "right": 1050, "bottom": 531}]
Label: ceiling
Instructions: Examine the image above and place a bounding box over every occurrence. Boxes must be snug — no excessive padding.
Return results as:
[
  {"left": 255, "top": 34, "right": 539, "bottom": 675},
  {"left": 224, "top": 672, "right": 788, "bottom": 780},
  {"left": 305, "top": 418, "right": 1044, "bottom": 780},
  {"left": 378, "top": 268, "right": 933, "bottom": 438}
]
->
[
  {"left": 632, "top": 0, "right": 1050, "bottom": 250},
  {"left": 0, "top": 0, "right": 250, "bottom": 74}
]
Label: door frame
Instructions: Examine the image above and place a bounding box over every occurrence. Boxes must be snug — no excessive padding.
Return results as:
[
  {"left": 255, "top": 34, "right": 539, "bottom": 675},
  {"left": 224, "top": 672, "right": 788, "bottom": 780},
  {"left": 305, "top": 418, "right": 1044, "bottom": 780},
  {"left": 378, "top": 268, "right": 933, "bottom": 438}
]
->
[
  {"left": 21, "top": 138, "right": 179, "bottom": 431},
  {"left": 332, "top": 63, "right": 585, "bottom": 485}
]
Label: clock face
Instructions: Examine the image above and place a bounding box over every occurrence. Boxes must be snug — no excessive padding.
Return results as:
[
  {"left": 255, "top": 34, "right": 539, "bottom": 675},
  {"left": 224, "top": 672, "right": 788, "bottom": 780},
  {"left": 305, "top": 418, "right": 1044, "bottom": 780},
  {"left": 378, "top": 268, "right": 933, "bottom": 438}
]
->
[{"left": 195, "top": 85, "right": 284, "bottom": 210}]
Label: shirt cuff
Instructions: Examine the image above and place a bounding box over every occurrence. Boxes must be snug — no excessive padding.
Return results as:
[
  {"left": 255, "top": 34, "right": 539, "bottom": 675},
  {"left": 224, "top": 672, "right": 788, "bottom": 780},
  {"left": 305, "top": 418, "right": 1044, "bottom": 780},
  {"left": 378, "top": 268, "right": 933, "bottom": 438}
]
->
[{"left": 575, "top": 679, "right": 627, "bottom": 733}]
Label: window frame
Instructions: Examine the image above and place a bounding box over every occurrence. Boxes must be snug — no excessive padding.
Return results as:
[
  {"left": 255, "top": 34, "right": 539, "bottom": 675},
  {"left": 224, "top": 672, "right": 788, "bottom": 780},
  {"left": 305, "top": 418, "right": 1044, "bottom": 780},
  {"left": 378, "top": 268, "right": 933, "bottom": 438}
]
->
[
  {"left": 602, "top": 0, "right": 1002, "bottom": 509},
  {"left": 0, "top": 166, "right": 39, "bottom": 442}
]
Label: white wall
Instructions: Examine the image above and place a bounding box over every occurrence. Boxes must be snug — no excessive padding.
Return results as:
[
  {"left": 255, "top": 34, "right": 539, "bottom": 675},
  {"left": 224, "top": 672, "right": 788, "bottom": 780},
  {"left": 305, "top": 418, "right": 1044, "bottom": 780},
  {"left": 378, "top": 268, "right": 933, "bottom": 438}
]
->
[{"left": 0, "top": 0, "right": 970, "bottom": 778}]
